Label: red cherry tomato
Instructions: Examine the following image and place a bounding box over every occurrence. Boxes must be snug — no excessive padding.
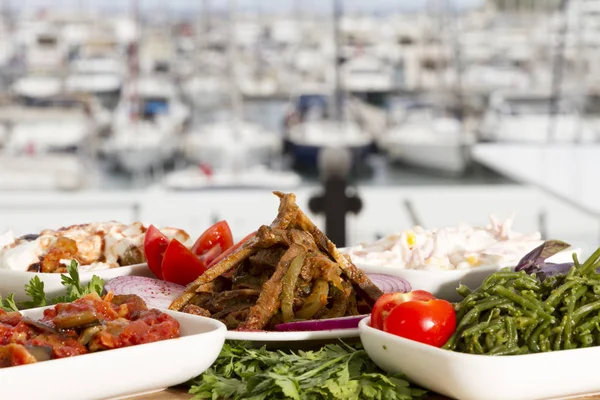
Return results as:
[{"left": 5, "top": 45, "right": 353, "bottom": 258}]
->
[
  {"left": 143, "top": 225, "right": 169, "bottom": 279},
  {"left": 382, "top": 297, "right": 456, "bottom": 348},
  {"left": 206, "top": 231, "right": 256, "bottom": 269},
  {"left": 191, "top": 221, "right": 234, "bottom": 257},
  {"left": 370, "top": 290, "right": 436, "bottom": 330},
  {"left": 161, "top": 239, "right": 208, "bottom": 286}
]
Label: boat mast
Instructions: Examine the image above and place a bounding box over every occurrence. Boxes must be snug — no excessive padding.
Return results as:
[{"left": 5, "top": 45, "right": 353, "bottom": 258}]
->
[
  {"left": 332, "top": 0, "right": 343, "bottom": 123},
  {"left": 130, "top": 0, "right": 140, "bottom": 125},
  {"left": 547, "top": 0, "right": 570, "bottom": 143},
  {"left": 228, "top": 0, "right": 243, "bottom": 131}
]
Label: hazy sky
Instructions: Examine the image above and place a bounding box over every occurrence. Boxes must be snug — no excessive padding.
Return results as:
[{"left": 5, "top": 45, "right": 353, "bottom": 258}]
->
[{"left": 13, "top": 0, "right": 486, "bottom": 14}]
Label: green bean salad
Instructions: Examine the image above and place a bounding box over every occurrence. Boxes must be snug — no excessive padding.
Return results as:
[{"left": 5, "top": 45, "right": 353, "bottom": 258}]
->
[{"left": 444, "top": 247, "right": 600, "bottom": 355}]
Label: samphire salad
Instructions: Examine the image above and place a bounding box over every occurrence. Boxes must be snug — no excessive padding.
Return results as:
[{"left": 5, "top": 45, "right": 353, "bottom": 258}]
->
[
  {"left": 370, "top": 240, "right": 600, "bottom": 356},
  {"left": 344, "top": 215, "right": 544, "bottom": 271}
]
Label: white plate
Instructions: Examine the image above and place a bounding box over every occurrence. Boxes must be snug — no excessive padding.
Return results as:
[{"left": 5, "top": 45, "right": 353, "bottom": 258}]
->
[
  {"left": 353, "top": 248, "right": 580, "bottom": 301},
  {"left": 359, "top": 316, "right": 600, "bottom": 400},
  {"left": 0, "top": 263, "right": 154, "bottom": 302},
  {"left": 0, "top": 307, "right": 226, "bottom": 400}
]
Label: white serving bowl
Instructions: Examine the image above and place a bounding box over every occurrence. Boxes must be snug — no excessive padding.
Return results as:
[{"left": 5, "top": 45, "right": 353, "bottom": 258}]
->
[
  {"left": 0, "top": 307, "right": 226, "bottom": 400},
  {"left": 359, "top": 316, "right": 600, "bottom": 400},
  {"left": 354, "top": 249, "right": 579, "bottom": 301},
  {"left": 0, "top": 263, "right": 154, "bottom": 302}
]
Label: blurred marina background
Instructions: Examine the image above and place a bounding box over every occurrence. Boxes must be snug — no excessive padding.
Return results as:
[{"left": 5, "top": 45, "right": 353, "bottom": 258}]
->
[{"left": 0, "top": 0, "right": 599, "bottom": 256}]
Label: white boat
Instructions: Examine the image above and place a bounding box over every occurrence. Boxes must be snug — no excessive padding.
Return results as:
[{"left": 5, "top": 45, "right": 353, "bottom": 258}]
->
[
  {"left": 162, "top": 164, "right": 302, "bottom": 191},
  {"left": 182, "top": 120, "right": 281, "bottom": 170},
  {"left": 65, "top": 72, "right": 122, "bottom": 111},
  {"left": 282, "top": 85, "right": 376, "bottom": 167},
  {"left": 461, "top": 63, "right": 531, "bottom": 94},
  {"left": 377, "top": 99, "right": 471, "bottom": 175},
  {"left": 21, "top": 24, "right": 68, "bottom": 72},
  {"left": 182, "top": 75, "right": 229, "bottom": 110},
  {"left": 479, "top": 90, "right": 596, "bottom": 143},
  {"left": 103, "top": 76, "right": 190, "bottom": 174},
  {"left": 286, "top": 118, "right": 374, "bottom": 167},
  {"left": 68, "top": 46, "right": 125, "bottom": 111},
  {"left": 340, "top": 55, "right": 395, "bottom": 93},
  {"left": 238, "top": 71, "right": 279, "bottom": 98},
  {"left": 2, "top": 76, "right": 101, "bottom": 154}
]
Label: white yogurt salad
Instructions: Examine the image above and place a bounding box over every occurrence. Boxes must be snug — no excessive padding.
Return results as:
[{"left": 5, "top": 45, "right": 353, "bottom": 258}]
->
[
  {"left": 344, "top": 215, "right": 546, "bottom": 271},
  {"left": 0, "top": 222, "right": 191, "bottom": 273}
]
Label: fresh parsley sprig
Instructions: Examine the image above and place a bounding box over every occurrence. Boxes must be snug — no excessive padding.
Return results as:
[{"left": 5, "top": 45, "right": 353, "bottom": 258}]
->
[
  {"left": 189, "top": 341, "right": 426, "bottom": 400},
  {"left": 16, "top": 260, "right": 105, "bottom": 309},
  {"left": 0, "top": 293, "right": 18, "bottom": 312}
]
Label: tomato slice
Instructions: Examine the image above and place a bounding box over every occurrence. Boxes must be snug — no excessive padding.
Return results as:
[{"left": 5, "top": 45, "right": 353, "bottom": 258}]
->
[
  {"left": 198, "top": 244, "right": 222, "bottom": 266},
  {"left": 143, "top": 225, "right": 170, "bottom": 279},
  {"left": 370, "top": 290, "right": 435, "bottom": 330},
  {"left": 383, "top": 298, "right": 456, "bottom": 347},
  {"left": 206, "top": 231, "right": 256, "bottom": 269},
  {"left": 191, "top": 221, "right": 234, "bottom": 257},
  {"left": 161, "top": 239, "right": 208, "bottom": 286}
]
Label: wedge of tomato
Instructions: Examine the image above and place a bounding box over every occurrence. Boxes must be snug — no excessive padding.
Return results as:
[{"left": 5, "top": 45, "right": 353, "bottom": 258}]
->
[
  {"left": 161, "top": 238, "right": 208, "bottom": 286},
  {"left": 191, "top": 220, "right": 233, "bottom": 257},
  {"left": 370, "top": 290, "right": 435, "bottom": 330},
  {"left": 143, "top": 225, "right": 170, "bottom": 279},
  {"left": 206, "top": 231, "right": 256, "bottom": 269}
]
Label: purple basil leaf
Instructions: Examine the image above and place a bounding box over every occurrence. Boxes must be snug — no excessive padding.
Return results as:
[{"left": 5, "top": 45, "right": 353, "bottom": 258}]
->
[
  {"left": 515, "top": 240, "right": 571, "bottom": 273},
  {"left": 540, "top": 262, "right": 574, "bottom": 276},
  {"left": 535, "top": 262, "right": 575, "bottom": 281}
]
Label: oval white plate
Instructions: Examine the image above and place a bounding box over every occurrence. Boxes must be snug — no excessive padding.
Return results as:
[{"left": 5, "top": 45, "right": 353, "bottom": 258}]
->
[
  {"left": 352, "top": 248, "right": 580, "bottom": 301},
  {"left": 0, "top": 307, "right": 226, "bottom": 400},
  {"left": 359, "top": 316, "right": 600, "bottom": 400},
  {"left": 0, "top": 263, "right": 154, "bottom": 302},
  {"left": 226, "top": 328, "right": 359, "bottom": 342}
]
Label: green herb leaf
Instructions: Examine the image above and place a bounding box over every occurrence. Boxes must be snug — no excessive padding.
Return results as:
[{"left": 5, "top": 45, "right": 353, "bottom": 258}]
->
[
  {"left": 11, "top": 259, "right": 105, "bottom": 310},
  {"left": 188, "top": 341, "right": 426, "bottom": 400},
  {"left": 0, "top": 293, "right": 19, "bottom": 312},
  {"left": 51, "top": 260, "right": 104, "bottom": 304},
  {"left": 22, "top": 276, "right": 48, "bottom": 308}
]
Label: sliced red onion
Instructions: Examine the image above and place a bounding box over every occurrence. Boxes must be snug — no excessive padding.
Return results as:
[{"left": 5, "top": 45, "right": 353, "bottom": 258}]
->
[
  {"left": 367, "top": 273, "right": 411, "bottom": 293},
  {"left": 105, "top": 276, "right": 185, "bottom": 309},
  {"left": 275, "top": 315, "right": 368, "bottom": 332}
]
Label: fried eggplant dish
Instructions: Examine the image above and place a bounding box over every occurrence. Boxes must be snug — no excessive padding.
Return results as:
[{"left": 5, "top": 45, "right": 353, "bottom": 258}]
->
[{"left": 169, "top": 192, "right": 383, "bottom": 330}]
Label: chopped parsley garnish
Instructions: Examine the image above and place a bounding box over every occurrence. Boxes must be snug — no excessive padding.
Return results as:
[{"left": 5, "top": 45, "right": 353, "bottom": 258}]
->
[{"left": 189, "top": 341, "right": 426, "bottom": 400}]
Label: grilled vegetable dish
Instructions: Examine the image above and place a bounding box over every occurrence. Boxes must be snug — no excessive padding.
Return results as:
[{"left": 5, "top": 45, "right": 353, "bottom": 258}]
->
[
  {"left": 444, "top": 241, "right": 600, "bottom": 355},
  {"left": 0, "top": 292, "right": 180, "bottom": 368},
  {"left": 169, "top": 191, "right": 384, "bottom": 330}
]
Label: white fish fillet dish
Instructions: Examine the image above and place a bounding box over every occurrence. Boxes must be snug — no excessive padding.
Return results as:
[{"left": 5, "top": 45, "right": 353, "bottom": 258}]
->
[
  {"left": 344, "top": 215, "right": 545, "bottom": 271},
  {"left": 0, "top": 222, "right": 190, "bottom": 273}
]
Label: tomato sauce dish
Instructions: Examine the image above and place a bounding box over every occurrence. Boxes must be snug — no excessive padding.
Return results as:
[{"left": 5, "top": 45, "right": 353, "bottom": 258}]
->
[{"left": 0, "top": 293, "right": 226, "bottom": 400}]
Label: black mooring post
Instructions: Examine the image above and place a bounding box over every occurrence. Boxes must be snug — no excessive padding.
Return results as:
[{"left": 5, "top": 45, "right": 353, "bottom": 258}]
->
[{"left": 309, "top": 147, "right": 362, "bottom": 247}]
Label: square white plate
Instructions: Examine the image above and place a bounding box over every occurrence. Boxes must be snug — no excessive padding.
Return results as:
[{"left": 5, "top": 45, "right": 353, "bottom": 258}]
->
[
  {"left": 0, "top": 263, "right": 154, "bottom": 302},
  {"left": 0, "top": 307, "right": 226, "bottom": 400},
  {"left": 359, "top": 316, "right": 600, "bottom": 400}
]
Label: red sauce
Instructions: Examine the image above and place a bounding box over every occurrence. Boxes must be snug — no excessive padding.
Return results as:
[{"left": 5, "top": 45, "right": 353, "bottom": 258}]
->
[
  {"left": 0, "top": 344, "right": 37, "bottom": 368},
  {"left": 0, "top": 294, "right": 180, "bottom": 369}
]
